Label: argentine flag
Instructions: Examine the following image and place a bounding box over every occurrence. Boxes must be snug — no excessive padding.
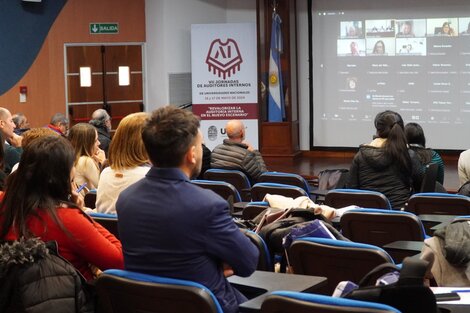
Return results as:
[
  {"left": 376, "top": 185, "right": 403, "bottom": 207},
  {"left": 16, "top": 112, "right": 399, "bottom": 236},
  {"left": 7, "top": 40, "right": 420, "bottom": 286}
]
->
[{"left": 268, "top": 12, "right": 285, "bottom": 122}]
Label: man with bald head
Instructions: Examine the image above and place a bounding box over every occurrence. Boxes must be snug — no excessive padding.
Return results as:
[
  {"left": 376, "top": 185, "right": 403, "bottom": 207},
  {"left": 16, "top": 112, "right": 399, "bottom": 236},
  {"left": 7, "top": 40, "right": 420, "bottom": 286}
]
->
[
  {"left": 0, "top": 107, "right": 22, "bottom": 174},
  {"left": 89, "top": 108, "right": 111, "bottom": 155},
  {"left": 211, "top": 119, "right": 267, "bottom": 182}
]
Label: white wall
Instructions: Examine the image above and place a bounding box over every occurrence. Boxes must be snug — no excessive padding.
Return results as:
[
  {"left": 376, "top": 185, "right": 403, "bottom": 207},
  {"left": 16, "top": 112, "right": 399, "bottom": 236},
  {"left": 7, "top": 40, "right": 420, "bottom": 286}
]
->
[
  {"left": 226, "top": 0, "right": 256, "bottom": 22},
  {"left": 145, "top": 0, "right": 256, "bottom": 112},
  {"left": 297, "top": 1, "right": 310, "bottom": 150},
  {"left": 144, "top": 0, "right": 311, "bottom": 149}
]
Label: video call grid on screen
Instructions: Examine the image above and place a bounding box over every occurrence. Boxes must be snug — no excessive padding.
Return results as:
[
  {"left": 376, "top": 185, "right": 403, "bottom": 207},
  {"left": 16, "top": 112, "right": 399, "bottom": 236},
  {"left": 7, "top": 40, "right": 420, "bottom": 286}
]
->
[{"left": 312, "top": 0, "right": 470, "bottom": 149}]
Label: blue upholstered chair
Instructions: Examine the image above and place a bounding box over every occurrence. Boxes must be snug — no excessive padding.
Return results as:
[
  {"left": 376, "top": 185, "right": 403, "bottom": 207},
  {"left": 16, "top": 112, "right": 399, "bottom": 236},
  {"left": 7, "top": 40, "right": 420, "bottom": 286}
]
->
[
  {"left": 325, "top": 188, "right": 392, "bottom": 210},
  {"left": 420, "top": 163, "right": 439, "bottom": 192},
  {"left": 406, "top": 192, "right": 470, "bottom": 215},
  {"left": 340, "top": 208, "right": 427, "bottom": 247},
  {"left": 261, "top": 291, "right": 401, "bottom": 313},
  {"left": 242, "top": 201, "right": 269, "bottom": 220},
  {"left": 96, "top": 269, "right": 223, "bottom": 313},
  {"left": 259, "top": 171, "right": 312, "bottom": 194},
  {"left": 288, "top": 237, "right": 395, "bottom": 295},
  {"left": 191, "top": 180, "right": 242, "bottom": 203},
  {"left": 241, "top": 229, "right": 273, "bottom": 271},
  {"left": 251, "top": 182, "right": 309, "bottom": 202},
  {"left": 89, "top": 212, "right": 119, "bottom": 239},
  {"left": 204, "top": 169, "right": 252, "bottom": 201},
  {"left": 84, "top": 189, "right": 97, "bottom": 209}
]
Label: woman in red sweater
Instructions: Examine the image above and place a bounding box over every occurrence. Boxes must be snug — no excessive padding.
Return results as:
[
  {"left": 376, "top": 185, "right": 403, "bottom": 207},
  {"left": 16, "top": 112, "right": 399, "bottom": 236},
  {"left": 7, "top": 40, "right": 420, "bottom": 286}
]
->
[{"left": 0, "top": 135, "right": 123, "bottom": 281}]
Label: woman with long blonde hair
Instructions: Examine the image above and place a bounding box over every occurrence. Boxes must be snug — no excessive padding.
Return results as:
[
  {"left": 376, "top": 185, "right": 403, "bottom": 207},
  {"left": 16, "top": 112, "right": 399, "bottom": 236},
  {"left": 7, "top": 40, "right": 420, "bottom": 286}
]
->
[{"left": 96, "top": 112, "right": 150, "bottom": 214}]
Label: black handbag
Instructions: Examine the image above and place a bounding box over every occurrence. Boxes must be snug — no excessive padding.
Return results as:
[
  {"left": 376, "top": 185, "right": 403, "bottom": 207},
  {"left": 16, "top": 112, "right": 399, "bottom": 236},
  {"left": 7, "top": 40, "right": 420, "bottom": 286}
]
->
[{"left": 345, "top": 257, "right": 439, "bottom": 313}]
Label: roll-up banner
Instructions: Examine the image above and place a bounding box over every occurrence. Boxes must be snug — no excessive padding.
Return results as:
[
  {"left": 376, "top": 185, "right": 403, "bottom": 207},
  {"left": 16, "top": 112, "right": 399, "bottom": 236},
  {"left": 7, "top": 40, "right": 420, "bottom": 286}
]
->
[{"left": 191, "top": 23, "right": 258, "bottom": 150}]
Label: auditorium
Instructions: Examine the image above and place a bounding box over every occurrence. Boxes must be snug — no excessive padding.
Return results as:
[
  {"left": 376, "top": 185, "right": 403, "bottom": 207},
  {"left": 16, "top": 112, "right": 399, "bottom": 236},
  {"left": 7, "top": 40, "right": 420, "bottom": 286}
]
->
[{"left": 0, "top": 0, "right": 469, "bottom": 312}]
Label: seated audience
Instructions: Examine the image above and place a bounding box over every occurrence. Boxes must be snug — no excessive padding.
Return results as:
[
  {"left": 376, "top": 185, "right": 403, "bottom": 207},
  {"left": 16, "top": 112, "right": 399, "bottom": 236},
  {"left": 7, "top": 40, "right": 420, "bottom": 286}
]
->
[
  {"left": 0, "top": 107, "right": 22, "bottom": 174},
  {"left": 12, "top": 112, "right": 30, "bottom": 135},
  {"left": 0, "top": 136, "right": 123, "bottom": 282},
  {"left": 405, "top": 122, "right": 445, "bottom": 185},
  {"left": 89, "top": 109, "right": 112, "bottom": 156},
  {"left": 96, "top": 112, "right": 150, "bottom": 214},
  {"left": 211, "top": 119, "right": 267, "bottom": 183},
  {"left": 116, "top": 106, "right": 258, "bottom": 313},
  {"left": 348, "top": 110, "right": 423, "bottom": 209},
  {"left": 46, "top": 112, "right": 69, "bottom": 137},
  {"left": 68, "top": 123, "right": 105, "bottom": 195}
]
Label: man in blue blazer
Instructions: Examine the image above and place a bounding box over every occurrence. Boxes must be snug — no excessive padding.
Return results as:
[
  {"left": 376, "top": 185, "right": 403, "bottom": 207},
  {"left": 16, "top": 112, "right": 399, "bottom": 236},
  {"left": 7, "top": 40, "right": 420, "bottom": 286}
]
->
[{"left": 116, "top": 106, "right": 259, "bottom": 313}]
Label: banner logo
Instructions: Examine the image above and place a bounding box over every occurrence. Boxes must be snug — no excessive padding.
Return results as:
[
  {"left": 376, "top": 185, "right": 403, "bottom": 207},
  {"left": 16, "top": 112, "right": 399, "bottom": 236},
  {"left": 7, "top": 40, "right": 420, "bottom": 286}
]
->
[
  {"left": 207, "top": 125, "right": 218, "bottom": 141},
  {"left": 206, "top": 39, "right": 243, "bottom": 79}
]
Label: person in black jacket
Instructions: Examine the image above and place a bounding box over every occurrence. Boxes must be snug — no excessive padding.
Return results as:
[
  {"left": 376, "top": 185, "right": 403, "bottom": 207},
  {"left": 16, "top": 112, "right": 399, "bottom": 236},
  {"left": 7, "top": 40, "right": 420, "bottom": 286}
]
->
[
  {"left": 348, "top": 110, "right": 423, "bottom": 209},
  {"left": 405, "top": 122, "right": 445, "bottom": 185},
  {"left": 0, "top": 238, "right": 93, "bottom": 313},
  {"left": 196, "top": 143, "right": 211, "bottom": 179},
  {"left": 211, "top": 119, "right": 267, "bottom": 183},
  {"left": 89, "top": 109, "right": 112, "bottom": 156}
]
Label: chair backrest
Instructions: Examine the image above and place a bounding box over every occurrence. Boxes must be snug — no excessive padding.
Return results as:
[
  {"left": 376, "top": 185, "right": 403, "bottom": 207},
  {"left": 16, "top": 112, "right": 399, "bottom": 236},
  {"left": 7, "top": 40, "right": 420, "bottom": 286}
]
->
[
  {"left": 241, "top": 229, "right": 273, "bottom": 271},
  {"left": 84, "top": 189, "right": 97, "bottom": 209},
  {"left": 452, "top": 215, "right": 470, "bottom": 224},
  {"left": 261, "top": 291, "right": 401, "bottom": 313},
  {"left": 340, "top": 208, "right": 426, "bottom": 247},
  {"left": 406, "top": 192, "right": 470, "bottom": 215},
  {"left": 191, "top": 180, "right": 242, "bottom": 203},
  {"left": 204, "top": 169, "right": 252, "bottom": 201},
  {"left": 258, "top": 171, "right": 311, "bottom": 193},
  {"left": 324, "top": 189, "right": 392, "bottom": 210},
  {"left": 89, "top": 212, "right": 119, "bottom": 239},
  {"left": 289, "top": 237, "right": 394, "bottom": 295},
  {"left": 242, "top": 201, "right": 269, "bottom": 220},
  {"left": 96, "top": 269, "right": 223, "bottom": 313},
  {"left": 316, "top": 169, "right": 350, "bottom": 191},
  {"left": 251, "top": 182, "right": 309, "bottom": 202},
  {"left": 420, "top": 163, "right": 438, "bottom": 193}
]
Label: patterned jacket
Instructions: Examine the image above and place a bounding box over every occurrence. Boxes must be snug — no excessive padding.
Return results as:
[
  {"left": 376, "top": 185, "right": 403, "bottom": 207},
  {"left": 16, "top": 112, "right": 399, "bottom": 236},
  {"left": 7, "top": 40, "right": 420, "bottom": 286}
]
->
[{"left": 211, "top": 139, "right": 267, "bottom": 182}]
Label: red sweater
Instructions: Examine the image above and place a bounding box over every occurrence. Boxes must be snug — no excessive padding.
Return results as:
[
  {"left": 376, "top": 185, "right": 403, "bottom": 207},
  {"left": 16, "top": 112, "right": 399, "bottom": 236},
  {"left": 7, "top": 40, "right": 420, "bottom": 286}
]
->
[{"left": 4, "top": 207, "right": 124, "bottom": 281}]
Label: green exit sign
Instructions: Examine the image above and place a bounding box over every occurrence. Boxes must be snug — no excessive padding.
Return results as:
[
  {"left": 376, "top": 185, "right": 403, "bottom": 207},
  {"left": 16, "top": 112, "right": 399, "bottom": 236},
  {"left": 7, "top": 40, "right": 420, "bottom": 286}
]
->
[{"left": 90, "top": 23, "right": 119, "bottom": 34}]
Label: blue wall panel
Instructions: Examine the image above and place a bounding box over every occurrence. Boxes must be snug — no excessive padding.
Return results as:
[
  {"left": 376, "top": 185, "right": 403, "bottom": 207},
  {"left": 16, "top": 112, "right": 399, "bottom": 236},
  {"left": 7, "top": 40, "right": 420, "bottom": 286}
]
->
[{"left": 0, "top": 0, "right": 67, "bottom": 95}]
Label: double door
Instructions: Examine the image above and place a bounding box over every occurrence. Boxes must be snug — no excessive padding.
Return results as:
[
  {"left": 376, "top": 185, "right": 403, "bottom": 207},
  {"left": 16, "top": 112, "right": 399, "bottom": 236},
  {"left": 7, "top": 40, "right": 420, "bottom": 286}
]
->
[{"left": 65, "top": 44, "right": 144, "bottom": 130}]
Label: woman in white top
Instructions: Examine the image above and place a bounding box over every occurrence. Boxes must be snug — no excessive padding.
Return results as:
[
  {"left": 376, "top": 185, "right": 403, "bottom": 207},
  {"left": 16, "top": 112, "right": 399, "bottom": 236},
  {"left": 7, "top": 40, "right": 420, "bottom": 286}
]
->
[
  {"left": 68, "top": 123, "right": 104, "bottom": 195},
  {"left": 96, "top": 112, "right": 150, "bottom": 214}
]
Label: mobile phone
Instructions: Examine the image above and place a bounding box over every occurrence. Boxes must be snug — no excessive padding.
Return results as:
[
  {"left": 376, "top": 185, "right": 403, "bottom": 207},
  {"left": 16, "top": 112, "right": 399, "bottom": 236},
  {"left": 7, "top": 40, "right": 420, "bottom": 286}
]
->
[
  {"left": 435, "top": 292, "right": 461, "bottom": 302},
  {"left": 75, "top": 183, "right": 87, "bottom": 193}
]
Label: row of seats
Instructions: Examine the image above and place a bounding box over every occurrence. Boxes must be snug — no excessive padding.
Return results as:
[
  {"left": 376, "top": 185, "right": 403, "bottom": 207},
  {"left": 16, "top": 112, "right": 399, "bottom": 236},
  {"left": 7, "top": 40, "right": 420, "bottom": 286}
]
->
[
  {"left": 96, "top": 269, "right": 399, "bottom": 313},
  {"left": 89, "top": 211, "right": 470, "bottom": 291},
  {"left": 193, "top": 169, "right": 470, "bottom": 215},
  {"left": 90, "top": 212, "right": 396, "bottom": 311},
  {"left": 89, "top": 212, "right": 469, "bottom": 311},
  {"left": 88, "top": 212, "right": 273, "bottom": 272},
  {"left": 196, "top": 169, "right": 313, "bottom": 202},
  {"left": 87, "top": 171, "right": 469, "bottom": 312}
]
